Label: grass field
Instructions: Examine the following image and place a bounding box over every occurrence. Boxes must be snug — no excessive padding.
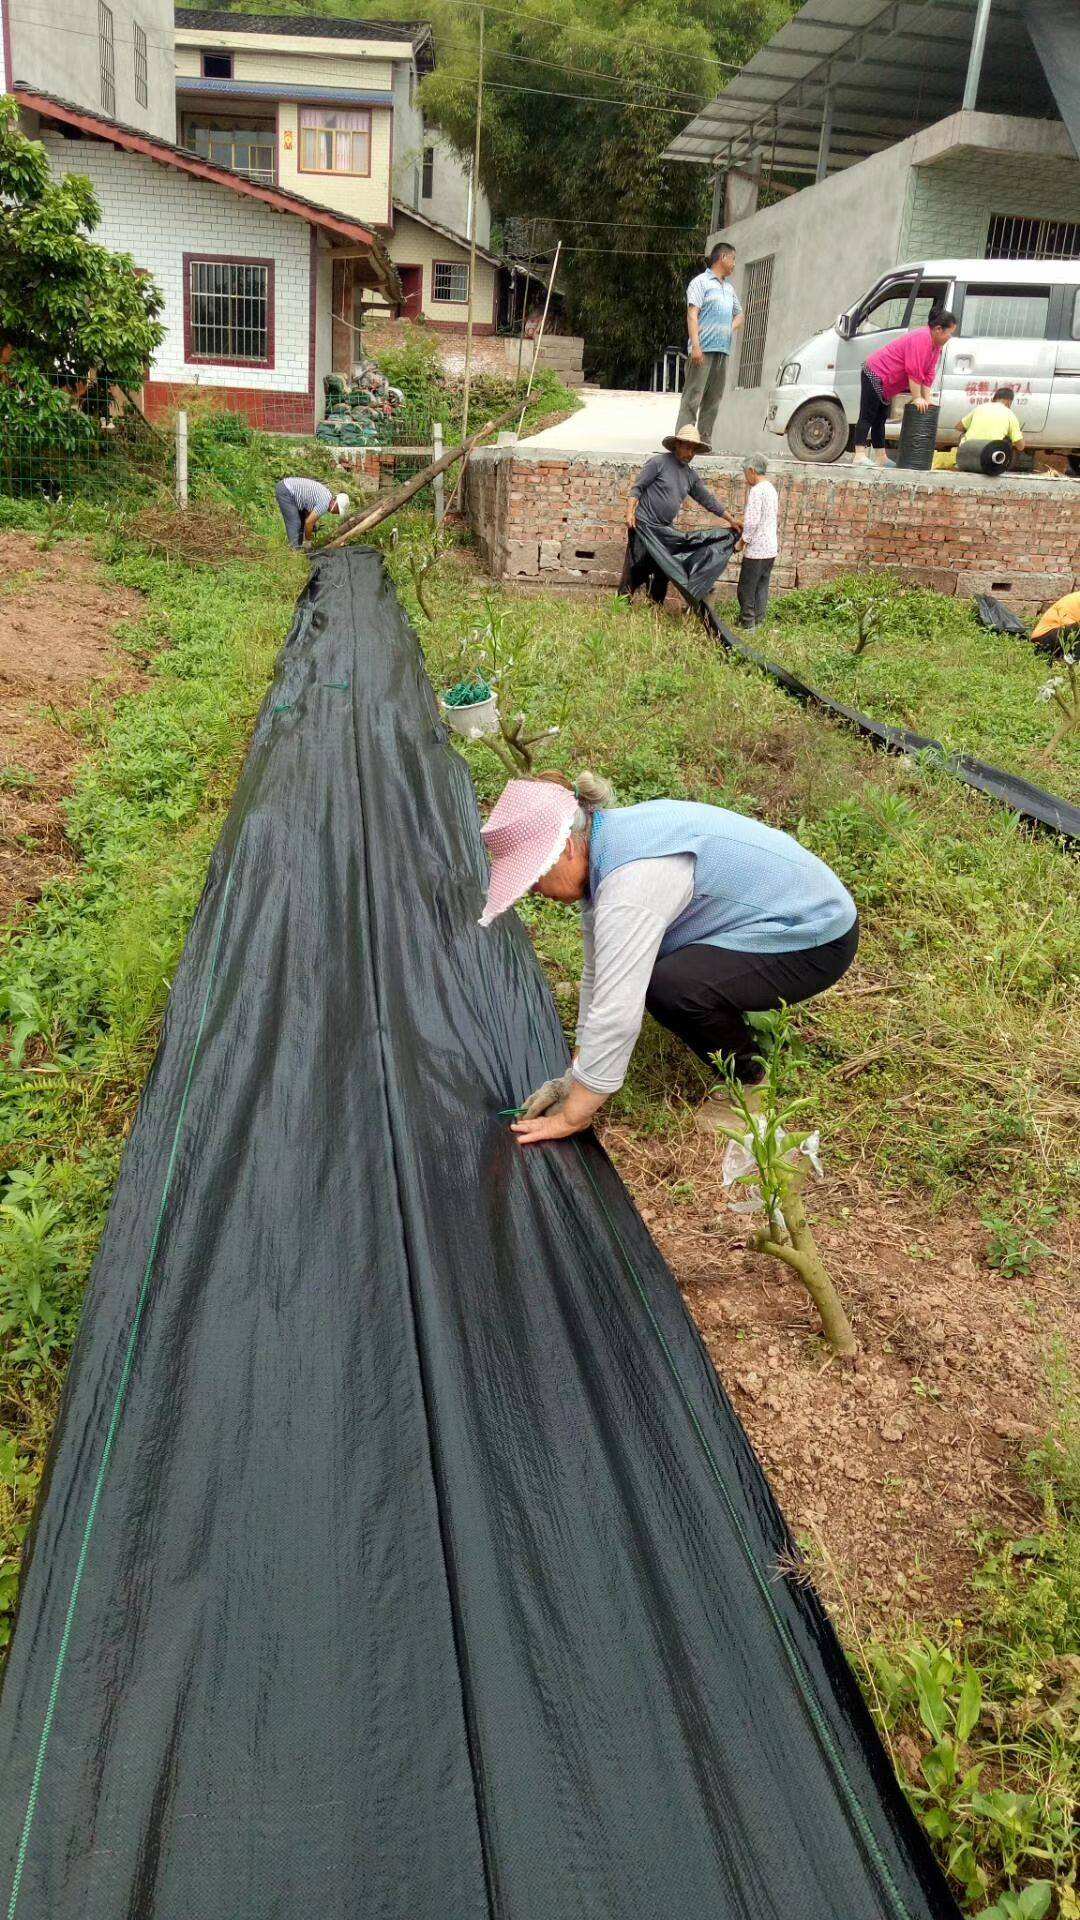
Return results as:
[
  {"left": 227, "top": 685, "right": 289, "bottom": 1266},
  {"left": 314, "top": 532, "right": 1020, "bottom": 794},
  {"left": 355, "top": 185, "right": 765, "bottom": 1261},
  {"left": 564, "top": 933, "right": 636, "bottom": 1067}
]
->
[
  {"left": 0, "top": 464, "right": 1075, "bottom": 1917},
  {"left": 758, "top": 574, "right": 1080, "bottom": 806}
]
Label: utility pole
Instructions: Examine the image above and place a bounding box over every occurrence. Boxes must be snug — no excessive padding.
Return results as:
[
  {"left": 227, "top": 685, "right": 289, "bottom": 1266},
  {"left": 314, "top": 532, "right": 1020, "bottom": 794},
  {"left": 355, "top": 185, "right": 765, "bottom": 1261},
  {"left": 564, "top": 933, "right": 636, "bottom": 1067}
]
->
[
  {"left": 962, "top": 0, "right": 993, "bottom": 112},
  {"left": 460, "top": 5, "right": 485, "bottom": 444}
]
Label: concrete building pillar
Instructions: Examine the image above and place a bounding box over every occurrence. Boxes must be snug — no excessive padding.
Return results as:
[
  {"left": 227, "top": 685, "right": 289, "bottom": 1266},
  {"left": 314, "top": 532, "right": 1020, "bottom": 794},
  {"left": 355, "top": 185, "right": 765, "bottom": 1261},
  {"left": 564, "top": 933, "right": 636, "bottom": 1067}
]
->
[{"left": 962, "top": 0, "right": 993, "bottom": 111}]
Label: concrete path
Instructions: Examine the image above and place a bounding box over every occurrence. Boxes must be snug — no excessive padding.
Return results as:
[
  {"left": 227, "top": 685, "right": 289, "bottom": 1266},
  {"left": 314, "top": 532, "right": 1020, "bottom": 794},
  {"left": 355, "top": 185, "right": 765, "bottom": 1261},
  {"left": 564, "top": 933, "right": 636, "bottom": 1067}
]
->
[{"left": 523, "top": 387, "right": 681, "bottom": 456}]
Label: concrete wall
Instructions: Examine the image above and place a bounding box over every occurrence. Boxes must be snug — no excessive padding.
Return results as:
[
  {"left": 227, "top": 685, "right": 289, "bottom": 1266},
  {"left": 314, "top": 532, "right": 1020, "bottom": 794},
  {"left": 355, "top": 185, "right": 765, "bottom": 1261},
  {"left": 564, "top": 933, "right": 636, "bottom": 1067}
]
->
[
  {"left": 464, "top": 446, "right": 1080, "bottom": 618},
  {"left": 703, "top": 136, "right": 915, "bottom": 454},
  {"left": 42, "top": 132, "right": 318, "bottom": 429},
  {"left": 901, "top": 148, "right": 1080, "bottom": 256},
  {"left": 391, "top": 63, "right": 491, "bottom": 249},
  {"left": 8, "top": 0, "right": 175, "bottom": 137}
]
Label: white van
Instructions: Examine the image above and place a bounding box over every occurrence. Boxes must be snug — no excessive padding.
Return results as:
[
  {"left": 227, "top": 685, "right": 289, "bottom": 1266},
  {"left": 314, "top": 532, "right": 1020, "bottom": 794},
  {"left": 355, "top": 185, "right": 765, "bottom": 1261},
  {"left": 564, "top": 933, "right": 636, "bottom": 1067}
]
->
[{"left": 766, "top": 258, "right": 1080, "bottom": 469}]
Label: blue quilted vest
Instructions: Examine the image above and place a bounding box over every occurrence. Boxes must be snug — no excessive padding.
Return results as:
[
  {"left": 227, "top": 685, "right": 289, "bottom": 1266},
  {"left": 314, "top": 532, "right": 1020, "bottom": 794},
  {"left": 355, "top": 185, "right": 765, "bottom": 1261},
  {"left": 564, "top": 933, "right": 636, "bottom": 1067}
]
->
[{"left": 588, "top": 801, "right": 856, "bottom": 956}]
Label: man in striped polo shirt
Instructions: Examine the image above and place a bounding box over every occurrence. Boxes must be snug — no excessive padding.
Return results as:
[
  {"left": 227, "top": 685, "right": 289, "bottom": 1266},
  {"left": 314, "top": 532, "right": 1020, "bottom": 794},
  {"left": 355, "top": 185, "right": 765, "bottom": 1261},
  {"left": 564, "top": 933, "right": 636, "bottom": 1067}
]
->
[
  {"left": 275, "top": 476, "right": 351, "bottom": 549},
  {"left": 675, "top": 243, "right": 743, "bottom": 448}
]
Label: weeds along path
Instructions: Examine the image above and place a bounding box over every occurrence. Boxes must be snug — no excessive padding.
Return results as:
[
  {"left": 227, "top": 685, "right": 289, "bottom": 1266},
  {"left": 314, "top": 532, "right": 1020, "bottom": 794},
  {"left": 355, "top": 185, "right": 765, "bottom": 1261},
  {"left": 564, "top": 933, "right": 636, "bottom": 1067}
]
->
[{"left": 0, "top": 497, "right": 305, "bottom": 1644}]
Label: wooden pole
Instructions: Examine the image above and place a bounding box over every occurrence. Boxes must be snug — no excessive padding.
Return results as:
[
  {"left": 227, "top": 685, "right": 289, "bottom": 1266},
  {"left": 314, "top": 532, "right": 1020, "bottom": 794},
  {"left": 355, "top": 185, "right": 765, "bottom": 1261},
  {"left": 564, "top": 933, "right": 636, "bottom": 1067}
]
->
[
  {"left": 516, "top": 240, "right": 561, "bottom": 435},
  {"left": 175, "top": 409, "right": 188, "bottom": 510},
  {"left": 460, "top": 5, "right": 485, "bottom": 446},
  {"left": 515, "top": 215, "right": 537, "bottom": 386},
  {"left": 432, "top": 420, "right": 445, "bottom": 526},
  {"left": 323, "top": 404, "right": 518, "bottom": 547}
]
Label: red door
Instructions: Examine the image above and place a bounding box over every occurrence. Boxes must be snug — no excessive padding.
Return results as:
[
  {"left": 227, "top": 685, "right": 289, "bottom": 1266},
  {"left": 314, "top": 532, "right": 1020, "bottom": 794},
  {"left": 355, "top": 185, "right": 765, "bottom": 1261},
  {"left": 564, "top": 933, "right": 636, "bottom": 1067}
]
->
[{"left": 398, "top": 266, "right": 423, "bottom": 321}]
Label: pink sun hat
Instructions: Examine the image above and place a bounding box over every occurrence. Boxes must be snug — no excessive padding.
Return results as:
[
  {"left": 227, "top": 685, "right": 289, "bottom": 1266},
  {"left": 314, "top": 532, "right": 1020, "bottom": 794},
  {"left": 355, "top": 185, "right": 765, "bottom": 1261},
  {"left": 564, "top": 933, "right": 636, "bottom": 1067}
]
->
[{"left": 478, "top": 779, "right": 579, "bottom": 927}]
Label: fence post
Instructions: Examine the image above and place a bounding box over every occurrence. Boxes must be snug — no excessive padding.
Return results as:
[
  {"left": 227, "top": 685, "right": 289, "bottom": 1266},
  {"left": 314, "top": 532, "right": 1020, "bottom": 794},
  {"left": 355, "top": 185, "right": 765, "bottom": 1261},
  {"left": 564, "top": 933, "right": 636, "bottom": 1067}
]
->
[
  {"left": 175, "top": 409, "right": 188, "bottom": 510},
  {"left": 432, "top": 421, "right": 444, "bottom": 526}
]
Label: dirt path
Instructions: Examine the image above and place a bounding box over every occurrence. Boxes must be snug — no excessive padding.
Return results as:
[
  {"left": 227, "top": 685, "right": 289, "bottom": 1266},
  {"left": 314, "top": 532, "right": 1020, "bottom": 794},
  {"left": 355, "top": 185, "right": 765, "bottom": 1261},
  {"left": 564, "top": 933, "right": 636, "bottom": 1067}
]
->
[
  {"left": 609, "top": 1125, "right": 1077, "bottom": 1635},
  {"left": 0, "top": 533, "right": 144, "bottom": 921}
]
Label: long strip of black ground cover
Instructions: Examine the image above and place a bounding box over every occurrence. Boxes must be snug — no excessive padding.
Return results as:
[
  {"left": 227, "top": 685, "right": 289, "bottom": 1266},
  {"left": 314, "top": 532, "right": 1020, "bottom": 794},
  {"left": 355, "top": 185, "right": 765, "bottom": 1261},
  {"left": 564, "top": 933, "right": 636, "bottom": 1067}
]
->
[{"left": 0, "top": 548, "right": 961, "bottom": 1919}]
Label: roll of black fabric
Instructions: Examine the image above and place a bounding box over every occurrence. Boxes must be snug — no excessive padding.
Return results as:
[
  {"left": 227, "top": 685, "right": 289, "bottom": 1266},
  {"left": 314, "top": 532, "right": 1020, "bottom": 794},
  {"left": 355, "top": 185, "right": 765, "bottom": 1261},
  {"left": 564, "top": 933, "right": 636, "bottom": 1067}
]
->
[
  {"left": 894, "top": 401, "right": 940, "bottom": 470},
  {"left": 956, "top": 438, "right": 1013, "bottom": 476}
]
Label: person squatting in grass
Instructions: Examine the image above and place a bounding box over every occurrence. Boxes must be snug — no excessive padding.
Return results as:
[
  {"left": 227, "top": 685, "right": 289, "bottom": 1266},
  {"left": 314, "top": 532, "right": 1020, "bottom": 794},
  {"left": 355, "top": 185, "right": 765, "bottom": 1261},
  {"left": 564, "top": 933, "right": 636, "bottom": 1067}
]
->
[
  {"left": 477, "top": 771, "right": 858, "bottom": 1144},
  {"left": 677, "top": 241, "right": 744, "bottom": 447},
  {"left": 624, "top": 425, "right": 741, "bottom": 607},
  {"left": 275, "top": 476, "right": 350, "bottom": 549},
  {"left": 851, "top": 307, "right": 958, "bottom": 466},
  {"left": 733, "top": 456, "right": 779, "bottom": 630}
]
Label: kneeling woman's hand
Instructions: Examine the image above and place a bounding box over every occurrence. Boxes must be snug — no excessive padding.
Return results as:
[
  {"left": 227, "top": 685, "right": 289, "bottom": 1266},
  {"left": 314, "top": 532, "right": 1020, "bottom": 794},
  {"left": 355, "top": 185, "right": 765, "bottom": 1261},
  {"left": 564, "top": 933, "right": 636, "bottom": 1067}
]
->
[{"left": 511, "top": 1079, "right": 606, "bottom": 1147}]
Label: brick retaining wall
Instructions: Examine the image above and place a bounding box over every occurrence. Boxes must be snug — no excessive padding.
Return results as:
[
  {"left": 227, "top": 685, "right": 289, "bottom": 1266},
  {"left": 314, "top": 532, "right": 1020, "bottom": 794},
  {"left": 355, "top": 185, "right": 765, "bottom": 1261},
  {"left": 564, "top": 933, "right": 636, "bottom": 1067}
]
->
[{"left": 463, "top": 450, "right": 1080, "bottom": 615}]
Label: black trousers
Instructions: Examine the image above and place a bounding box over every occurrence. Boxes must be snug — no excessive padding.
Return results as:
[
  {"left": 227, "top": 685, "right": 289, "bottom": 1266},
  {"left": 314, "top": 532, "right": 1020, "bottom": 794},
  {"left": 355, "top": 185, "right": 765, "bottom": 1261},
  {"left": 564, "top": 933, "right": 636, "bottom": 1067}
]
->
[
  {"left": 737, "top": 556, "right": 774, "bottom": 628},
  {"left": 644, "top": 917, "right": 859, "bottom": 1082},
  {"left": 624, "top": 548, "right": 669, "bottom": 605},
  {"left": 853, "top": 369, "right": 889, "bottom": 449}
]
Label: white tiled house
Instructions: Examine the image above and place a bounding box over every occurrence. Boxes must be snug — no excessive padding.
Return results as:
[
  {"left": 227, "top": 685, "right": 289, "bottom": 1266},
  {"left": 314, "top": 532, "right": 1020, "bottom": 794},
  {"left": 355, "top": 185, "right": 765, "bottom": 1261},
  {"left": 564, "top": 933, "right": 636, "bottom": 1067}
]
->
[{"left": 11, "top": 85, "right": 399, "bottom": 431}]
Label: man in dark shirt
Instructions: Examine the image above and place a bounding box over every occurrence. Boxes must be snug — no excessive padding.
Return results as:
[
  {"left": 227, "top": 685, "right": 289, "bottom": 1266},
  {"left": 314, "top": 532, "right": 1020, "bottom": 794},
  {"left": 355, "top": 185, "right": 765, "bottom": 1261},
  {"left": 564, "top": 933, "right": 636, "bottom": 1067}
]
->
[{"left": 623, "top": 425, "right": 740, "bottom": 606}]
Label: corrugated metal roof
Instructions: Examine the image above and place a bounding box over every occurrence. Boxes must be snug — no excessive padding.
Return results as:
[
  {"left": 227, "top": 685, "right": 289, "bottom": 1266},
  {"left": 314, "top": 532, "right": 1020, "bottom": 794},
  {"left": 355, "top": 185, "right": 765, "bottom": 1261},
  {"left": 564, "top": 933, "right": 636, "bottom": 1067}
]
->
[{"left": 663, "top": 0, "right": 1058, "bottom": 174}]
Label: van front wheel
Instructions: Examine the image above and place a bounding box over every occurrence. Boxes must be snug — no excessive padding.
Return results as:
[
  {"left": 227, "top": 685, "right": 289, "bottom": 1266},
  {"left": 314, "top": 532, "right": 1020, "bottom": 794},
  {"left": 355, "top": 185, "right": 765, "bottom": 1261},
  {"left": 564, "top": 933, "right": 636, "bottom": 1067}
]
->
[
  {"left": 787, "top": 400, "right": 848, "bottom": 463},
  {"left": 1067, "top": 454, "right": 1080, "bottom": 478}
]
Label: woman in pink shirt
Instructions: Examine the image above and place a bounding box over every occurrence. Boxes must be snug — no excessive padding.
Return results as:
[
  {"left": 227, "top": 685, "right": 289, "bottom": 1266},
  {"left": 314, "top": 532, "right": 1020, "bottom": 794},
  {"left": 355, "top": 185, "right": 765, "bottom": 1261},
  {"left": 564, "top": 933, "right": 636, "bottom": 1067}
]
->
[{"left": 852, "top": 306, "right": 957, "bottom": 465}]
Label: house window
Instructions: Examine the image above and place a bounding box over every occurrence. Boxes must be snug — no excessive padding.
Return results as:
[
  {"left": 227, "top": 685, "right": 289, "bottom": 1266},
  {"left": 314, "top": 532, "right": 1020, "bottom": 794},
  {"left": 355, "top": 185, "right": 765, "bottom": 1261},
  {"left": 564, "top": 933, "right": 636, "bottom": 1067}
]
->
[
  {"left": 98, "top": 1, "right": 115, "bottom": 116},
  {"left": 432, "top": 260, "right": 469, "bottom": 304},
  {"left": 961, "top": 284, "right": 1052, "bottom": 342},
  {"left": 299, "top": 107, "right": 371, "bottom": 176},
  {"left": 986, "top": 213, "right": 1080, "bottom": 262},
  {"left": 422, "top": 145, "right": 434, "bottom": 199},
  {"left": 186, "top": 256, "right": 273, "bottom": 365},
  {"left": 202, "top": 51, "right": 233, "bottom": 79},
  {"left": 133, "top": 22, "right": 148, "bottom": 107},
  {"left": 184, "top": 118, "right": 276, "bottom": 184},
  {"left": 737, "top": 255, "right": 773, "bottom": 390}
]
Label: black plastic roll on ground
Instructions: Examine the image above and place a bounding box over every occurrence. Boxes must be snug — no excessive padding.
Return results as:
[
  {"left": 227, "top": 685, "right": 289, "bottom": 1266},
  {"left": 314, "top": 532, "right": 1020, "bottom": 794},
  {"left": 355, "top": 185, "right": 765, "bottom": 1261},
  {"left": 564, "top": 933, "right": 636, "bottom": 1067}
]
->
[{"left": 0, "top": 548, "right": 962, "bottom": 1919}]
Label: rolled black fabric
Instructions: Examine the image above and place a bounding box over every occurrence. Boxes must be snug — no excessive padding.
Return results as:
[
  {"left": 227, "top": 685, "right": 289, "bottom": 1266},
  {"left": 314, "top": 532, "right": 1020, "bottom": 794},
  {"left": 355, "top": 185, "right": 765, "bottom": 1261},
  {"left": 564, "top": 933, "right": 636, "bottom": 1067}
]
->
[
  {"left": 894, "top": 402, "right": 940, "bottom": 471},
  {"left": 974, "top": 594, "right": 1027, "bottom": 636},
  {"left": 956, "top": 439, "right": 1013, "bottom": 477},
  {"left": 0, "top": 550, "right": 964, "bottom": 1919}
]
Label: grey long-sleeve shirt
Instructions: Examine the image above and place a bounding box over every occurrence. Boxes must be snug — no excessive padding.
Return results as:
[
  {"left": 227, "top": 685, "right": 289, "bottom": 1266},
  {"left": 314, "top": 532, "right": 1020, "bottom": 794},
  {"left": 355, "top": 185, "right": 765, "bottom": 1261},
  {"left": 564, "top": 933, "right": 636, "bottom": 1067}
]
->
[
  {"left": 574, "top": 856, "right": 695, "bottom": 1095},
  {"left": 630, "top": 452, "right": 727, "bottom": 527}
]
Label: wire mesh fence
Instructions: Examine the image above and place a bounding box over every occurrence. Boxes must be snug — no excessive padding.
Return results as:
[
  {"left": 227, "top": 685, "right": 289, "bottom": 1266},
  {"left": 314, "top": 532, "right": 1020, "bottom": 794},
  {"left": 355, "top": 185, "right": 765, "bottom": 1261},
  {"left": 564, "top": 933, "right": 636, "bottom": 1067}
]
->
[{"left": 0, "top": 379, "right": 174, "bottom": 502}]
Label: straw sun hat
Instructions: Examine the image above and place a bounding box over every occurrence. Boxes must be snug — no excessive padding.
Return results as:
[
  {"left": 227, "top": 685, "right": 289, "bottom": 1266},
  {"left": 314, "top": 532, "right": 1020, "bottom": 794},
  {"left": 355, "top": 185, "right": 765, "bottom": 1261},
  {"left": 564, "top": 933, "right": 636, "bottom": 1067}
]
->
[{"left": 661, "top": 423, "right": 711, "bottom": 455}]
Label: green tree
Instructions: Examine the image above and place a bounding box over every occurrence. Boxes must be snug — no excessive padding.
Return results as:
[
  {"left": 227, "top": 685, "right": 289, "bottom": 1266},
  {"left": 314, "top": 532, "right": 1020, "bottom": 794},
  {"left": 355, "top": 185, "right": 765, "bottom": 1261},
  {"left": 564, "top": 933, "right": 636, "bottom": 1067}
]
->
[
  {"left": 0, "top": 96, "right": 165, "bottom": 448},
  {"left": 411, "top": 0, "right": 789, "bottom": 383}
]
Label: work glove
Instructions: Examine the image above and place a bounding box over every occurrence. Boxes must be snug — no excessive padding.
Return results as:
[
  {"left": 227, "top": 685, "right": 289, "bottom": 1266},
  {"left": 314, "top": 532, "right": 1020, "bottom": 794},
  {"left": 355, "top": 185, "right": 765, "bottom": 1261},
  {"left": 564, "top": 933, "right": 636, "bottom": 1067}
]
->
[{"left": 519, "top": 1070, "right": 575, "bottom": 1119}]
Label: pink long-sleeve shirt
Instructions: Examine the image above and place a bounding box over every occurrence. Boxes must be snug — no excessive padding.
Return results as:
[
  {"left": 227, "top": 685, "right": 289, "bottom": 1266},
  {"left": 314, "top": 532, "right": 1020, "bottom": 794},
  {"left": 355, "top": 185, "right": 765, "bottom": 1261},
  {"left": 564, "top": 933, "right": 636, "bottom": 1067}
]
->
[{"left": 864, "top": 326, "right": 943, "bottom": 402}]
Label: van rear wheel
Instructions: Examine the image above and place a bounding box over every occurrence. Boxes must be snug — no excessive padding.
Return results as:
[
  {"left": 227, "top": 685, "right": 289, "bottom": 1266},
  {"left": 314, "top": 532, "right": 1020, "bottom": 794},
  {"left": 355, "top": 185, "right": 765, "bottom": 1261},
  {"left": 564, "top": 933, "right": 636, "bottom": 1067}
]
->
[{"left": 787, "top": 400, "right": 848, "bottom": 464}]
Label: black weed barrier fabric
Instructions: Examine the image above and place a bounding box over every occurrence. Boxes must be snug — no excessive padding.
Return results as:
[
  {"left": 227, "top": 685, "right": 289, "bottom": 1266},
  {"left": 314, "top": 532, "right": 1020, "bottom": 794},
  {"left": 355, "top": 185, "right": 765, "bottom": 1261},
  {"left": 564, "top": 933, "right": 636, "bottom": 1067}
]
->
[
  {"left": 0, "top": 549, "right": 962, "bottom": 1920},
  {"left": 701, "top": 607, "right": 1080, "bottom": 844},
  {"left": 624, "top": 513, "right": 739, "bottom": 600}
]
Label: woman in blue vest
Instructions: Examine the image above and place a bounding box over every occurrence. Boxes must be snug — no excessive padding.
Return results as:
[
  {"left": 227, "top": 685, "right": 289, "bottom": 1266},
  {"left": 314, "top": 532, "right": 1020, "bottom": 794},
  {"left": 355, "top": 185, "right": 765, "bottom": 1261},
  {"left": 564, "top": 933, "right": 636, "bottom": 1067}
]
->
[{"left": 478, "top": 771, "right": 858, "bottom": 1143}]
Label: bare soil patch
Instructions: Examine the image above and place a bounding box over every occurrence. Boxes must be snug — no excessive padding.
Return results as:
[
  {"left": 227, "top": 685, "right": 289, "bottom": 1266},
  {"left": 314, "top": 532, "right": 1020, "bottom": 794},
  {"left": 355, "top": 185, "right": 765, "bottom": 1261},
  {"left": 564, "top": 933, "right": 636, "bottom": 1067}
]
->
[
  {"left": 0, "top": 533, "right": 144, "bottom": 921},
  {"left": 607, "top": 1122, "right": 1078, "bottom": 1635}
]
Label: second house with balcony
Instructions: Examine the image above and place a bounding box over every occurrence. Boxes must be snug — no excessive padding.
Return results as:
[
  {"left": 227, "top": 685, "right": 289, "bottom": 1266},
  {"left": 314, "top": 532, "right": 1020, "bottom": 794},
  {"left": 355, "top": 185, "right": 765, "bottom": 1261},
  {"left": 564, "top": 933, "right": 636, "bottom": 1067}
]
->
[{"left": 175, "top": 8, "right": 501, "bottom": 341}]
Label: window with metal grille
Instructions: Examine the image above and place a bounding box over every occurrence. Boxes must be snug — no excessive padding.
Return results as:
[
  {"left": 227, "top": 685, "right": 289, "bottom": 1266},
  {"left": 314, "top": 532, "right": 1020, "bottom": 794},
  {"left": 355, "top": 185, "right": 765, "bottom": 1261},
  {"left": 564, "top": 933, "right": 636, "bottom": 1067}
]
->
[
  {"left": 187, "top": 257, "right": 271, "bottom": 364},
  {"left": 737, "top": 255, "right": 773, "bottom": 390},
  {"left": 299, "top": 107, "right": 371, "bottom": 175},
  {"left": 133, "top": 21, "right": 148, "bottom": 108},
  {"left": 985, "top": 213, "right": 1080, "bottom": 261},
  {"left": 422, "top": 145, "right": 434, "bottom": 199},
  {"left": 432, "top": 260, "right": 469, "bottom": 304},
  {"left": 98, "top": 1, "right": 115, "bottom": 116}
]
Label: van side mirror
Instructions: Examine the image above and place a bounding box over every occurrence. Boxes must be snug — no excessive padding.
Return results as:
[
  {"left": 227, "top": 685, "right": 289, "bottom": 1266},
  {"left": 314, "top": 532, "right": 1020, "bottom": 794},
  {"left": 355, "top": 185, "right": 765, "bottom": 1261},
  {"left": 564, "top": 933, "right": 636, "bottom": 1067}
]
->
[{"left": 836, "top": 310, "right": 854, "bottom": 341}]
